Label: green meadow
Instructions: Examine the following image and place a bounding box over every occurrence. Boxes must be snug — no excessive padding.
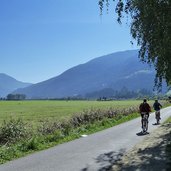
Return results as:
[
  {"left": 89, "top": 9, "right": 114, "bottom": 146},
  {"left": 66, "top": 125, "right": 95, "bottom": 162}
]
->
[
  {"left": 0, "top": 100, "right": 166, "bottom": 163},
  {"left": 0, "top": 100, "right": 143, "bottom": 125}
]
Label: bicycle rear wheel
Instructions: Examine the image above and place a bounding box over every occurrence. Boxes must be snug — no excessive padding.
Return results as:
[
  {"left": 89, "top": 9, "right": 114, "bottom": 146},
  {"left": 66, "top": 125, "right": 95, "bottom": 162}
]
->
[
  {"left": 156, "top": 112, "right": 160, "bottom": 124},
  {"left": 142, "top": 119, "right": 148, "bottom": 132}
]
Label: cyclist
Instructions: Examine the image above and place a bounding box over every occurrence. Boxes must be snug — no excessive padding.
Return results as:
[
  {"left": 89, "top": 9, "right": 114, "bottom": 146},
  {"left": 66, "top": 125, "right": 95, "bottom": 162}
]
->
[
  {"left": 139, "top": 99, "right": 151, "bottom": 129},
  {"left": 153, "top": 99, "right": 162, "bottom": 124}
]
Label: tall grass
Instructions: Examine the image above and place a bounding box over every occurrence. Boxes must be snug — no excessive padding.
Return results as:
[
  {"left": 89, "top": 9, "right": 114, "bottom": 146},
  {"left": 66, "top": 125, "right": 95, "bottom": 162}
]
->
[
  {"left": 0, "top": 106, "right": 140, "bottom": 164},
  {"left": 0, "top": 119, "right": 30, "bottom": 145}
]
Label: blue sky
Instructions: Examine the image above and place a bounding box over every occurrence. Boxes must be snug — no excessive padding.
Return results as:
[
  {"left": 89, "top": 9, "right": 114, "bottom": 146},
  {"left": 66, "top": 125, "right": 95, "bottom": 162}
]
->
[{"left": 0, "top": 0, "right": 138, "bottom": 83}]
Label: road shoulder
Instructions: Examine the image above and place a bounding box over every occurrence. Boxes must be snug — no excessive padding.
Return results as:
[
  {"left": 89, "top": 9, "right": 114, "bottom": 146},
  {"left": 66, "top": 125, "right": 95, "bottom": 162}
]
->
[{"left": 112, "top": 123, "right": 171, "bottom": 171}]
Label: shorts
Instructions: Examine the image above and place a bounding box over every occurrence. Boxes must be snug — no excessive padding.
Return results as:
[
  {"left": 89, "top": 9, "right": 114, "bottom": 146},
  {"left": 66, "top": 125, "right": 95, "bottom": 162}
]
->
[{"left": 141, "top": 112, "right": 149, "bottom": 119}]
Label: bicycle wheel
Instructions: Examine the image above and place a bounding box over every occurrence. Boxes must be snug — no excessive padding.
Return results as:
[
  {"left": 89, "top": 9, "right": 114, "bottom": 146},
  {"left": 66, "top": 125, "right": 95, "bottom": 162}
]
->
[
  {"left": 156, "top": 112, "right": 160, "bottom": 124},
  {"left": 142, "top": 119, "right": 148, "bottom": 132}
]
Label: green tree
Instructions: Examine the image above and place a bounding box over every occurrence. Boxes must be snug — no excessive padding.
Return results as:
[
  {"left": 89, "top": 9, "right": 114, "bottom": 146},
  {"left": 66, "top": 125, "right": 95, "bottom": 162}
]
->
[
  {"left": 6, "top": 94, "right": 26, "bottom": 100},
  {"left": 99, "top": 0, "right": 171, "bottom": 89}
]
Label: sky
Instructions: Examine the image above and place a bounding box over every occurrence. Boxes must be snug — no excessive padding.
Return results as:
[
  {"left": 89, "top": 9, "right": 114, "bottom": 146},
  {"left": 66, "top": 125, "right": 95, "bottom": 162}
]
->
[{"left": 0, "top": 0, "right": 138, "bottom": 83}]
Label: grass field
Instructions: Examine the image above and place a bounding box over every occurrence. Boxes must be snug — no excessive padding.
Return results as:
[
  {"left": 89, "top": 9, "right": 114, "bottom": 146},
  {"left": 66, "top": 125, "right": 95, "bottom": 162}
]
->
[
  {"left": 0, "top": 99, "right": 166, "bottom": 163},
  {"left": 0, "top": 100, "right": 144, "bottom": 124}
]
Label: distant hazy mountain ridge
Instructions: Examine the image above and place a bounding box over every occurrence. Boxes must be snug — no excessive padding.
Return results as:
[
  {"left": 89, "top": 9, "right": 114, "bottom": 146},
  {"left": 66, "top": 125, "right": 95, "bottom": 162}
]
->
[
  {"left": 13, "top": 50, "right": 160, "bottom": 99},
  {"left": 0, "top": 73, "right": 32, "bottom": 97}
]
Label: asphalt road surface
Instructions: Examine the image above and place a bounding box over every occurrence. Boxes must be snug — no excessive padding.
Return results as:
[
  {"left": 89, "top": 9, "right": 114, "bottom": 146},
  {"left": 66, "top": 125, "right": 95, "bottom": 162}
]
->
[{"left": 0, "top": 106, "right": 171, "bottom": 171}]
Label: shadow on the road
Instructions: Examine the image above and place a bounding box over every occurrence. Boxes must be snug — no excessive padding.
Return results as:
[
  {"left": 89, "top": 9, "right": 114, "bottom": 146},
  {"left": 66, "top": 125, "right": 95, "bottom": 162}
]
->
[
  {"left": 152, "top": 123, "right": 160, "bottom": 126},
  {"left": 113, "top": 124, "right": 171, "bottom": 171},
  {"left": 136, "top": 131, "right": 149, "bottom": 136},
  {"left": 82, "top": 124, "right": 171, "bottom": 171},
  {"left": 81, "top": 149, "right": 126, "bottom": 171}
]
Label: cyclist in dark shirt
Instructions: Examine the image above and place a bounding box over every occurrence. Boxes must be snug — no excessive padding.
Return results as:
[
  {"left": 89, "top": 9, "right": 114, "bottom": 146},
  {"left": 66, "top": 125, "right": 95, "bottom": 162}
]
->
[
  {"left": 139, "top": 99, "right": 151, "bottom": 128},
  {"left": 153, "top": 100, "right": 162, "bottom": 123},
  {"left": 153, "top": 99, "right": 162, "bottom": 111}
]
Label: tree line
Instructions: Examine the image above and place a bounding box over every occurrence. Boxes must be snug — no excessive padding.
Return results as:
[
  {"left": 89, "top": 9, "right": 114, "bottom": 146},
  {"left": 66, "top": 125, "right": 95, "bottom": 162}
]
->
[
  {"left": 6, "top": 94, "right": 26, "bottom": 100},
  {"left": 85, "top": 87, "right": 157, "bottom": 100}
]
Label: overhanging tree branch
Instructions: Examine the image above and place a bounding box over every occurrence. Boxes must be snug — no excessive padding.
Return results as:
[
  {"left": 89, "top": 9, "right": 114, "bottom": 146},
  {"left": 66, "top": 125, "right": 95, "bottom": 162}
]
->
[{"left": 99, "top": 0, "right": 171, "bottom": 89}]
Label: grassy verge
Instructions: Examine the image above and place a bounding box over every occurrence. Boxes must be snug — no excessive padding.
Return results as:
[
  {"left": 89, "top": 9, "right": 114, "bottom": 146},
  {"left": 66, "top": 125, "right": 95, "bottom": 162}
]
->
[
  {"left": 0, "top": 112, "right": 139, "bottom": 164},
  {"left": 165, "top": 117, "right": 171, "bottom": 123},
  {"left": 165, "top": 117, "right": 171, "bottom": 170}
]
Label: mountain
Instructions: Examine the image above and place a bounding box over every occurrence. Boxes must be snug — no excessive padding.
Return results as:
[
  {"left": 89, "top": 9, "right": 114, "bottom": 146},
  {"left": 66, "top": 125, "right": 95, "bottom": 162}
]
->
[
  {"left": 14, "top": 50, "right": 166, "bottom": 99},
  {"left": 0, "top": 73, "right": 32, "bottom": 97}
]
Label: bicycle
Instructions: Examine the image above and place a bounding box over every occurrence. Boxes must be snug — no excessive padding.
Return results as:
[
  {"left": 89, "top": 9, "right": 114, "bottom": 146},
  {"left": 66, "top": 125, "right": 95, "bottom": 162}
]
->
[{"left": 141, "top": 112, "right": 149, "bottom": 133}]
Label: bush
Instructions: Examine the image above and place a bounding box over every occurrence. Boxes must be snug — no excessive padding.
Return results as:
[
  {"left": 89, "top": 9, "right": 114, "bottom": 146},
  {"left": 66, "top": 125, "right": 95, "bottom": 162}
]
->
[
  {"left": 0, "top": 118, "right": 29, "bottom": 145},
  {"left": 45, "top": 130, "right": 64, "bottom": 143},
  {"left": 70, "top": 107, "right": 139, "bottom": 128},
  {"left": 37, "top": 120, "right": 62, "bottom": 135},
  {"left": 38, "top": 107, "right": 139, "bottom": 137},
  {"left": 19, "top": 137, "right": 40, "bottom": 152},
  {"left": 0, "top": 146, "right": 19, "bottom": 163}
]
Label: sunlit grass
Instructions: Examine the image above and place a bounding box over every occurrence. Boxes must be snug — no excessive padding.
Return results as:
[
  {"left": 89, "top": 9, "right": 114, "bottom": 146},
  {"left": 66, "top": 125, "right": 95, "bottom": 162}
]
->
[{"left": 0, "top": 100, "right": 143, "bottom": 124}]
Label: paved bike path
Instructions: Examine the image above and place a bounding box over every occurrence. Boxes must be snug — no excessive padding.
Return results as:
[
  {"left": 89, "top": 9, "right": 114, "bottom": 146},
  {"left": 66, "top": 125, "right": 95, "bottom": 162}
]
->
[{"left": 0, "top": 106, "right": 171, "bottom": 171}]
